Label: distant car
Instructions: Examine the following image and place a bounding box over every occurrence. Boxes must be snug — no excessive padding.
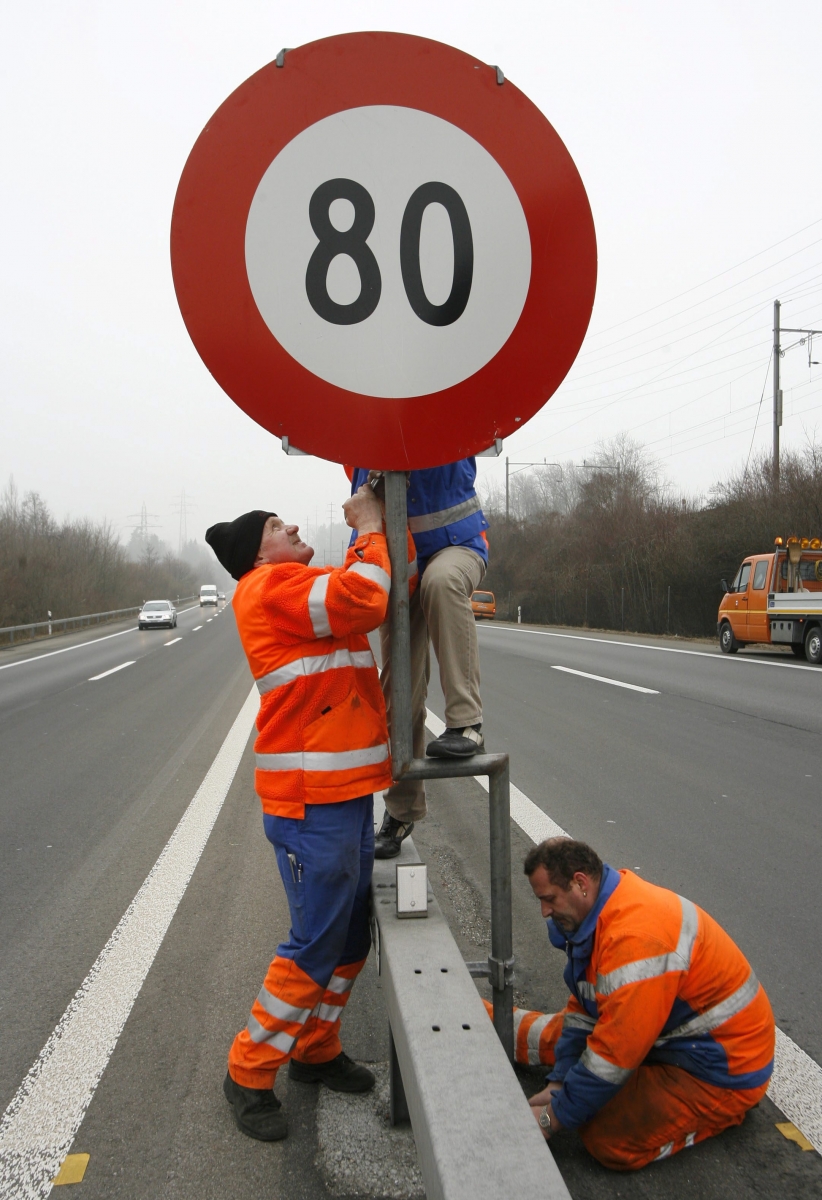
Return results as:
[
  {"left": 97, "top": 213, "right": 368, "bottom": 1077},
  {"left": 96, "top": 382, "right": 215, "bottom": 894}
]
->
[
  {"left": 218, "top": 592, "right": 226, "bottom": 601},
  {"left": 471, "top": 590, "right": 496, "bottom": 620},
  {"left": 138, "top": 599, "right": 177, "bottom": 630}
]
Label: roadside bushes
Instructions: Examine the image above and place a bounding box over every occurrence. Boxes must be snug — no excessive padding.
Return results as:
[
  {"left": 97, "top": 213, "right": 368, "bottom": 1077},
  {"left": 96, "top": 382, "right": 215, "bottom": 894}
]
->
[
  {"left": 0, "top": 481, "right": 201, "bottom": 628},
  {"left": 481, "top": 440, "right": 822, "bottom": 638}
]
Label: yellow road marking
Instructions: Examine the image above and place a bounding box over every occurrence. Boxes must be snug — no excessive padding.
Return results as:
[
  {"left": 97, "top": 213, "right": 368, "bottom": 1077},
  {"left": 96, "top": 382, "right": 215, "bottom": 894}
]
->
[
  {"left": 775, "top": 1121, "right": 815, "bottom": 1151},
  {"left": 53, "top": 1153, "right": 90, "bottom": 1183}
]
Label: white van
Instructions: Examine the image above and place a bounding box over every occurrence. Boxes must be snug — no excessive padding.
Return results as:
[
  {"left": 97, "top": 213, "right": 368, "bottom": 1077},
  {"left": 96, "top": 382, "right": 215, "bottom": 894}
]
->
[{"left": 200, "top": 585, "right": 218, "bottom": 607}]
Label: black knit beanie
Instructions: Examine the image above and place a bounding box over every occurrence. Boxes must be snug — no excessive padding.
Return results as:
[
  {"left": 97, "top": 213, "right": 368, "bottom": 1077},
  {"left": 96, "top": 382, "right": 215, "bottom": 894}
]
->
[{"left": 205, "top": 511, "right": 276, "bottom": 580}]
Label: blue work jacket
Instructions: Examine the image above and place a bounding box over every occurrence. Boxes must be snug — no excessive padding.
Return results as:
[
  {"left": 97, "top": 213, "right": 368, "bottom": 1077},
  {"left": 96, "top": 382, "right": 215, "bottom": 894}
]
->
[{"left": 349, "top": 461, "right": 488, "bottom": 576}]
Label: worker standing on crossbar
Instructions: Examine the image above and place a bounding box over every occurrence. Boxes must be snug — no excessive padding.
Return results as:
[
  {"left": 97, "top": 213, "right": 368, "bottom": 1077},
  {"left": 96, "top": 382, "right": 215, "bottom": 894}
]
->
[
  {"left": 507, "top": 838, "right": 774, "bottom": 1170},
  {"left": 346, "top": 459, "right": 489, "bottom": 858}
]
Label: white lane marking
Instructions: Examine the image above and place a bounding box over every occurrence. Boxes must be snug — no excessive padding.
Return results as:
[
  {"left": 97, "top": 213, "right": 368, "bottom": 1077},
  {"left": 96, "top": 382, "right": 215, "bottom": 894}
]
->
[
  {"left": 0, "top": 627, "right": 136, "bottom": 672},
  {"left": 424, "top": 706, "right": 822, "bottom": 1155},
  {"left": 206, "top": 619, "right": 213, "bottom": 623},
  {"left": 0, "top": 686, "right": 258, "bottom": 1197},
  {"left": 551, "top": 665, "right": 660, "bottom": 694},
  {"left": 479, "top": 624, "right": 822, "bottom": 674},
  {"left": 87, "top": 662, "right": 135, "bottom": 682},
  {"left": 164, "top": 638, "right": 183, "bottom": 647},
  {"left": 0, "top": 606, "right": 202, "bottom": 674},
  {"left": 192, "top": 626, "right": 203, "bottom": 631}
]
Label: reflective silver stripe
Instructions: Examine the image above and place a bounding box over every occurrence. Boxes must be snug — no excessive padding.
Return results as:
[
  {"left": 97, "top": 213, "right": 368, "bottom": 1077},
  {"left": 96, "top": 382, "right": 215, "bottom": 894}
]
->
[
  {"left": 563, "top": 1012, "right": 596, "bottom": 1032},
  {"left": 346, "top": 560, "right": 391, "bottom": 593},
  {"left": 408, "top": 557, "right": 418, "bottom": 578},
  {"left": 246, "top": 1014, "right": 297, "bottom": 1052},
  {"left": 407, "top": 495, "right": 482, "bottom": 533},
  {"left": 326, "top": 973, "right": 355, "bottom": 995},
  {"left": 580, "top": 1047, "right": 633, "bottom": 1085},
  {"left": 254, "top": 987, "right": 312, "bottom": 1026},
  {"left": 596, "top": 896, "right": 699, "bottom": 996},
  {"left": 256, "top": 649, "right": 375, "bottom": 695},
  {"left": 685, "top": 1132, "right": 696, "bottom": 1148},
  {"left": 655, "top": 972, "right": 760, "bottom": 1045},
  {"left": 256, "top": 745, "right": 389, "bottom": 773},
  {"left": 578, "top": 980, "right": 596, "bottom": 1001},
  {"left": 526, "top": 1013, "right": 556, "bottom": 1065},
  {"left": 314, "top": 1002, "right": 344, "bottom": 1023},
  {"left": 308, "top": 573, "right": 331, "bottom": 638},
  {"left": 655, "top": 1141, "right": 674, "bottom": 1160}
]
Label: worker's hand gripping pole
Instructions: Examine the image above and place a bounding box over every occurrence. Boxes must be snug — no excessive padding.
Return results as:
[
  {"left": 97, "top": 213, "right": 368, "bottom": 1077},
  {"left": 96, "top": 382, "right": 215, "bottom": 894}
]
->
[{"left": 384, "top": 471, "right": 414, "bottom": 774}]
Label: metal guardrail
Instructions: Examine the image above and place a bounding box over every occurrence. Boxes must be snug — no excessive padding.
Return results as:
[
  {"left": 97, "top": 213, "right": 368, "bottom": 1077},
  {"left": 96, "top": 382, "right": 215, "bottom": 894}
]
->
[
  {"left": 0, "top": 597, "right": 198, "bottom": 647},
  {"left": 372, "top": 836, "right": 571, "bottom": 1200}
]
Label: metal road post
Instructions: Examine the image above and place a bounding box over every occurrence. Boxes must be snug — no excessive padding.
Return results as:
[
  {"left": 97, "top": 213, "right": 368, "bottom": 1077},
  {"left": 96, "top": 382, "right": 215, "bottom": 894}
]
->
[
  {"left": 488, "top": 756, "right": 515, "bottom": 1060},
  {"left": 774, "top": 299, "right": 781, "bottom": 490},
  {"left": 384, "top": 472, "right": 413, "bottom": 772},
  {"left": 382, "top": 470, "right": 515, "bottom": 1062}
]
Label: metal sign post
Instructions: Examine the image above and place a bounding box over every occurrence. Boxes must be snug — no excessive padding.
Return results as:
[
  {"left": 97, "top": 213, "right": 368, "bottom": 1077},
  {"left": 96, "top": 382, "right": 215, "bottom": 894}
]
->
[{"left": 384, "top": 470, "right": 514, "bottom": 1061}]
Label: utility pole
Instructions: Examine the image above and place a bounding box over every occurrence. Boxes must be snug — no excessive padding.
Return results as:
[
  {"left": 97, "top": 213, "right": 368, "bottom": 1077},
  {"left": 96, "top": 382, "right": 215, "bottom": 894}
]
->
[
  {"left": 772, "top": 302, "right": 822, "bottom": 491},
  {"left": 773, "top": 300, "right": 781, "bottom": 490}
]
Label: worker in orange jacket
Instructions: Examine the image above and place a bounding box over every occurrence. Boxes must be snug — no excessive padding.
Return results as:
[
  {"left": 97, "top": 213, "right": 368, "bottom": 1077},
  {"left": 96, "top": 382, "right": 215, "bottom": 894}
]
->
[
  {"left": 510, "top": 838, "right": 774, "bottom": 1170},
  {"left": 205, "top": 488, "right": 413, "bottom": 1142}
]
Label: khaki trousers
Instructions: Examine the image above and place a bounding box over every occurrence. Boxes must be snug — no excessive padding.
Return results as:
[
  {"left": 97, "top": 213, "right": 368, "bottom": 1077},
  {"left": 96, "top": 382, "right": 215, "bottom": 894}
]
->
[{"left": 379, "top": 546, "right": 485, "bottom": 822}]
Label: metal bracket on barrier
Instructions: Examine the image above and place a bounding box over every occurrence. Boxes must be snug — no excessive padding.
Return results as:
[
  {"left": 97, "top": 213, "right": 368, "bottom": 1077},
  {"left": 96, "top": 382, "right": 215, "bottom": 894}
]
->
[{"left": 466, "top": 956, "right": 515, "bottom": 990}]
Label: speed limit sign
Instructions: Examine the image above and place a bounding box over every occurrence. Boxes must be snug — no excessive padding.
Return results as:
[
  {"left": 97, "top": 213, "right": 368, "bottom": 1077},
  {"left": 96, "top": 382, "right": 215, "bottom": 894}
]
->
[{"left": 171, "top": 32, "right": 596, "bottom": 469}]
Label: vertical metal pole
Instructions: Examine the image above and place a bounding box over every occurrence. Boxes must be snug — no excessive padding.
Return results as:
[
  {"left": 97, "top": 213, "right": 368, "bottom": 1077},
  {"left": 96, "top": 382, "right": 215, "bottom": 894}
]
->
[
  {"left": 505, "top": 457, "right": 509, "bottom": 523},
  {"left": 774, "top": 299, "right": 781, "bottom": 490},
  {"left": 667, "top": 585, "right": 671, "bottom": 633},
  {"left": 621, "top": 587, "right": 625, "bottom": 630},
  {"left": 384, "top": 472, "right": 413, "bottom": 775},
  {"left": 489, "top": 760, "right": 514, "bottom": 1062},
  {"left": 584, "top": 589, "right": 588, "bottom": 627}
]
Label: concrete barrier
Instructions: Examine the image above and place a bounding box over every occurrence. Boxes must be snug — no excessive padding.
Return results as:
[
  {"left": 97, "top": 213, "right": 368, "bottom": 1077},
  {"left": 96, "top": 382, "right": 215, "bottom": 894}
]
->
[{"left": 371, "top": 835, "right": 571, "bottom": 1200}]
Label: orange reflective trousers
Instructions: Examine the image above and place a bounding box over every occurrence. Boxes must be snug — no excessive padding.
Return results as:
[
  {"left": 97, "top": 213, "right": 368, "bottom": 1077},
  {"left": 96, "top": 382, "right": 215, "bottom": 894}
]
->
[{"left": 496, "top": 1002, "right": 768, "bottom": 1170}]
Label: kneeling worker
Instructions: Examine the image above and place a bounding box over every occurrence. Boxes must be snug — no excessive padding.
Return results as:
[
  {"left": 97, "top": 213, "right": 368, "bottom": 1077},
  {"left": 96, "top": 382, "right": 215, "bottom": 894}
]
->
[
  {"left": 205, "top": 487, "right": 405, "bottom": 1141},
  {"left": 516, "top": 838, "right": 774, "bottom": 1170}
]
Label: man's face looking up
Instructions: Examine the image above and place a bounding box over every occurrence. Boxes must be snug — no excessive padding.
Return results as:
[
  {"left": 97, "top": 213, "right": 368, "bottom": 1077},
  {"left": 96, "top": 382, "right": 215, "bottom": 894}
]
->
[
  {"left": 255, "top": 515, "right": 314, "bottom": 567},
  {"left": 528, "top": 864, "right": 594, "bottom": 935}
]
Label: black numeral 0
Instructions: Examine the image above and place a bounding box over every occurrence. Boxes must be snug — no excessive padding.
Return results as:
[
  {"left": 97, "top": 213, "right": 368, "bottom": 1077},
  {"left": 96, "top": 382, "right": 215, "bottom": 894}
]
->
[
  {"left": 305, "top": 179, "right": 382, "bottom": 325},
  {"left": 401, "top": 183, "right": 474, "bottom": 326}
]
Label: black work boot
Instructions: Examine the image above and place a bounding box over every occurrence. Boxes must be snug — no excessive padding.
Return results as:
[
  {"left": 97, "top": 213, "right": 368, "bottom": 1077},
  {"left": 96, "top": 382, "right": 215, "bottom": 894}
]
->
[
  {"left": 288, "top": 1051, "right": 375, "bottom": 1093},
  {"left": 426, "top": 724, "right": 485, "bottom": 758},
  {"left": 223, "top": 1071, "right": 288, "bottom": 1141},
  {"left": 374, "top": 810, "right": 414, "bottom": 859}
]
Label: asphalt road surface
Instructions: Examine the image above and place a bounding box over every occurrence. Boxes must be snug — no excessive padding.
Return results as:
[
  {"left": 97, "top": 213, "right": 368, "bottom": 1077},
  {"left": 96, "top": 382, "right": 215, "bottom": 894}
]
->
[{"left": 1, "top": 610, "right": 821, "bottom": 1198}]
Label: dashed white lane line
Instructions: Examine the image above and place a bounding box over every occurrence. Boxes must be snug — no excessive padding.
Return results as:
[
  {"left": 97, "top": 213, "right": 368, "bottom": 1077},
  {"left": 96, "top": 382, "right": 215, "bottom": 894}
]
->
[
  {"left": 0, "top": 627, "right": 137, "bottom": 671},
  {"left": 551, "top": 665, "right": 660, "bottom": 695},
  {"left": 192, "top": 626, "right": 203, "bottom": 631},
  {"left": 164, "top": 638, "right": 183, "bottom": 647},
  {"left": 0, "top": 686, "right": 258, "bottom": 1198},
  {"left": 480, "top": 624, "right": 822, "bottom": 674},
  {"left": 0, "top": 606, "right": 202, "bottom": 674},
  {"left": 206, "top": 619, "right": 213, "bottom": 623},
  {"left": 87, "top": 662, "right": 135, "bottom": 682},
  {"left": 424, "top": 707, "right": 822, "bottom": 1155}
]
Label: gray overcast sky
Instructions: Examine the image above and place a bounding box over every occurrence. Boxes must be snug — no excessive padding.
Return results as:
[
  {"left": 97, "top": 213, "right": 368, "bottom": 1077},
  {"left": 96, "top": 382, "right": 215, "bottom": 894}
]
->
[{"left": 2, "top": 1, "right": 821, "bottom": 551}]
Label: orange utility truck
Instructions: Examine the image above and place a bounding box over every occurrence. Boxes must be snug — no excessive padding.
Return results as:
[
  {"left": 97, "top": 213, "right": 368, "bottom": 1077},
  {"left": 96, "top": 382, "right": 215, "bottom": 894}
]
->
[{"left": 717, "top": 536, "right": 822, "bottom": 664}]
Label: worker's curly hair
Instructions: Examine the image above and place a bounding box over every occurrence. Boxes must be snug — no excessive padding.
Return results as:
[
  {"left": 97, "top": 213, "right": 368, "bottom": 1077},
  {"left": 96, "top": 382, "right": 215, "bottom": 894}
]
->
[{"left": 523, "top": 838, "right": 603, "bottom": 889}]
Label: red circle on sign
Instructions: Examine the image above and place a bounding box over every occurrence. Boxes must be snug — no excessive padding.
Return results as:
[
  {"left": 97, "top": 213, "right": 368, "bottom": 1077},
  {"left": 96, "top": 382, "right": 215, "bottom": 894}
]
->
[{"left": 171, "top": 32, "right": 596, "bottom": 470}]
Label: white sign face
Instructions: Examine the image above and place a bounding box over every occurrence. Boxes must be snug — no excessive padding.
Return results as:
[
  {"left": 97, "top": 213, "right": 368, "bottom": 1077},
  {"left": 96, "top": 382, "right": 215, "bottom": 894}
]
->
[{"left": 245, "top": 105, "right": 532, "bottom": 399}]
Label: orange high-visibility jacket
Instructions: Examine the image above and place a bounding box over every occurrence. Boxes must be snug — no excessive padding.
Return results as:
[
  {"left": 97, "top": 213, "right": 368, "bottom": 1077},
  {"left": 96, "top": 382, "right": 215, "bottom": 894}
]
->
[
  {"left": 233, "top": 531, "right": 415, "bottom": 818},
  {"left": 549, "top": 866, "right": 775, "bottom": 1129}
]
